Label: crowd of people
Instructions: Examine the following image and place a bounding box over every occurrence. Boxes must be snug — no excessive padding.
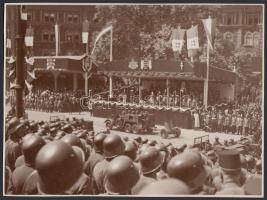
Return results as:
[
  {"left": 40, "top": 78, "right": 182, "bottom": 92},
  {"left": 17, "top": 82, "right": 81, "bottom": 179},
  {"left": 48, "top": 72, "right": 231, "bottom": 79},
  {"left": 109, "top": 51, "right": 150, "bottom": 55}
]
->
[
  {"left": 5, "top": 111, "right": 262, "bottom": 195},
  {"left": 23, "top": 89, "right": 83, "bottom": 113}
]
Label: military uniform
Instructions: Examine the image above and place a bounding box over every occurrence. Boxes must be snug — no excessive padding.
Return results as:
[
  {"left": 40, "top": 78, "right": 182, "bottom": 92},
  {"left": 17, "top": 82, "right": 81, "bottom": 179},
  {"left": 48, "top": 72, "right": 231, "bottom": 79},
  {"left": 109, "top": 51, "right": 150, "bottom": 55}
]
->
[
  {"left": 66, "top": 173, "right": 93, "bottom": 194},
  {"left": 8, "top": 165, "right": 38, "bottom": 194},
  {"left": 5, "top": 139, "right": 22, "bottom": 171},
  {"left": 131, "top": 174, "right": 156, "bottom": 195},
  {"left": 92, "top": 159, "right": 109, "bottom": 194}
]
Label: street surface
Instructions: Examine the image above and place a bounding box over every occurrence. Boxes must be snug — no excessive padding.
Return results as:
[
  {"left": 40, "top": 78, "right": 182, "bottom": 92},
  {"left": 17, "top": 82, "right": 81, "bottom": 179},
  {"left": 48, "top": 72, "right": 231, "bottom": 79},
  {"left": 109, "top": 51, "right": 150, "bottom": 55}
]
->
[{"left": 21, "top": 109, "right": 241, "bottom": 147}]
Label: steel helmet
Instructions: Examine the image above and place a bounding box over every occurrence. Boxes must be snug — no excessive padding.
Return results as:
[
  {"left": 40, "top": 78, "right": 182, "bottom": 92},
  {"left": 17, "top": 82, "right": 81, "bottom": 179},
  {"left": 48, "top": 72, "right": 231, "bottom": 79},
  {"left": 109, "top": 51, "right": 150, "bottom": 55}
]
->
[
  {"left": 61, "top": 134, "right": 85, "bottom": 159},
  {"left": 167, "top": 151, "right": 210, "bottom": 190},
  {"left": 35, "top": 141, "right": 83, "bottom": 194},
  {"left": 7, "top": 117, "right": 24, "bottom": 136},
  {"left": 139, "top": 147, "right": 163, "bottom": 175},
  {"left": 124, "top": 142, "right": 137, "bottom": 161},
  {"left": 22, "top": 134, "right": 46, "bottom": 166},
  {"left": 61, "top": 124, "right": 72, "bottom": 133},
  {"left": 54, "top": 130, "right": 66, "bottom": 140},
  {"left": 93, "top": 132, "right": 107, "bottom": 153},
  {"left": 138, "top": 178, "right": 190, "bottom": 195},
  {"left": 105, "top": 155, "right": 140, "bottom": 194},
  {"left": 76, "top": 130, "right": 87, "bottom": 139},
  {"left": 103, "top": 134, "right": 125, "bottom": 159}
]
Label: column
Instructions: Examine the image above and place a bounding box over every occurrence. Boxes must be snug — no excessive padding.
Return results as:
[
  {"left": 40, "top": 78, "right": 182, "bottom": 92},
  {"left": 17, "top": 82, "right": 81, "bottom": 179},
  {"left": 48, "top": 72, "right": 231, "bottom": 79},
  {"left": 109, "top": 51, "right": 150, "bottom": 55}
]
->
[
  {"left": 166, "top": 79, "right": 170, "bottom": 107},
  {"left": 73, "top": 73, "right": 78, "bottom": 91},
  {"left": 109, "top": 76, "right": 113, "bottom": 98},
  {"left": 138, "top": 78, "right": 142, "bottom": 104},
  {"left": 52, "top": 71, "right": 60, "bottom": 91}
]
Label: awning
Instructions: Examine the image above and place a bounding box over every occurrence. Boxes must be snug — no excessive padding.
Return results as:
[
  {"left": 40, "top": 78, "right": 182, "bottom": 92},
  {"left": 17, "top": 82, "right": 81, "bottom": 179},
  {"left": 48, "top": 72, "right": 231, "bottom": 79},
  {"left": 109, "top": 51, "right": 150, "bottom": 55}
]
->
[{"left": 98, "top": 59, "right": 237, "bottom": 84}]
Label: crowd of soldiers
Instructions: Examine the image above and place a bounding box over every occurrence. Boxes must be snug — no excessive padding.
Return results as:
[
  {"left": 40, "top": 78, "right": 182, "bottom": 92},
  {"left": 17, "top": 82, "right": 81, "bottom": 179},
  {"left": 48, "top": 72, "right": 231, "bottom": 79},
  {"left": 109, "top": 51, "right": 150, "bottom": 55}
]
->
[
  {"left": 5, "top": 112, "right": 262, "bottom": 196},
  {"left": 192, "top": 103, "right": 262, "bottom": 136},
  {"left": 23, "top": 90, "right": 82, "bottom": 113}
]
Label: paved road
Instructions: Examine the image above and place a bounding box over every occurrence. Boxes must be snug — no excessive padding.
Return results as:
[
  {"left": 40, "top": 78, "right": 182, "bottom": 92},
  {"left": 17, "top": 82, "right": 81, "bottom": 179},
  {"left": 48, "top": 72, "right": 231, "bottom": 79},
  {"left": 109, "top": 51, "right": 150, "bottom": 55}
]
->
[{"left": 22, "top": 109, "right": 241, "bottom": 147}]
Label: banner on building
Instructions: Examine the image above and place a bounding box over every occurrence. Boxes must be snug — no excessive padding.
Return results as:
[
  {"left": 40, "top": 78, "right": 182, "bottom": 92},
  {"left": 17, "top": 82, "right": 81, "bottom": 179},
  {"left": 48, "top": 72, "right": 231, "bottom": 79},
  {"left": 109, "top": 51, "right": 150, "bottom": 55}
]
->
[
  {"left": 171, "top": 27, "right": 185, "bottom": 52},
  {"left": 25, "top": 26, "right": 34, "bottom": 47},
  {"left": 82, "top": 20, "right": 89, "bottom": 44}
]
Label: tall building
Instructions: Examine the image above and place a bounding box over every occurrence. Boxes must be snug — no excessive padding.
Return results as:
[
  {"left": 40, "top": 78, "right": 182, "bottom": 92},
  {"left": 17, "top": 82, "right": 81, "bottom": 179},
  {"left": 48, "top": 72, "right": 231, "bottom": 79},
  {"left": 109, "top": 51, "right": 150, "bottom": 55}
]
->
[
  {"left": 217, "top": 5, "right": 263, "bottom": 73},
  {"left": 6, "top": 5, "right": 96, "bottom": 56}
]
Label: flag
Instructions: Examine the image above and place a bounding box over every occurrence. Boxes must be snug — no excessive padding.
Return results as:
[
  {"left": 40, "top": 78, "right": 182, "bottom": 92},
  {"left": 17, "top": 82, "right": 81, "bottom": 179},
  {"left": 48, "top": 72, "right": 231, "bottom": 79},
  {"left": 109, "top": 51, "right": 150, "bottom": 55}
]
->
[
  {"left": 186, "top": 25, "right": 199, "bottom": 50},
  {"left": 91, "top": 25, "right": 113, "bottom": 56},
  {"left": 20, "top": 5, "right": 27, "bottom": 21},
  {"left": 7, "top": 39, "right": 11, "bottom": 49},
  {"left": 8, "top": 56, "right": 16, "bottom": 89},
  {"left": 82, "top": 20, "right": 89, "bottom": 44},
  {"left": 25, "top": 26, "right": 34, "bottom": 47},
  {"left": 202, "top": 17, "right": 216, "bottom": 50},
  {"left": 171, "top": 28, "right": 185, "bottom": 52},
  {"left": 25, "top": 56, "right": 36, "bottom": 92},
  {"left": 55, "top": 23, "right": 60, "bottom": 56}
]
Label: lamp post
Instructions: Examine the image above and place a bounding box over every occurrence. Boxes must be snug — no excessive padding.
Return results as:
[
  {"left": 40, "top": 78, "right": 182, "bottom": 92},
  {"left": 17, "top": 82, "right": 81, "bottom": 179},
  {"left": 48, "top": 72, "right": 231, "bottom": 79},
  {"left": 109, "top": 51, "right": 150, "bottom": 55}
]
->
[{"left": 15, "top": 5, "right": 25, "bottom": 118}]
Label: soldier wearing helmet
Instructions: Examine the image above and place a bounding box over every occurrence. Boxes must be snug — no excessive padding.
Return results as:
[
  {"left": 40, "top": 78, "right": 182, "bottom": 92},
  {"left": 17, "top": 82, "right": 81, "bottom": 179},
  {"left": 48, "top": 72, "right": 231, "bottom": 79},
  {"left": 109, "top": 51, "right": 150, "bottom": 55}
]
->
[
  {"left": 167, "top": 150, "right": 212, "bottom": 194},
  {"left": 8, "top": 135, "right": 46, "bottom": 194},
  {"left": 92, "top": 134, "right": 125, "bottom": 194},
  {"left": 138, "top": 178, "right": 191, "bottom": 195},
  {"left": 84, "top": 133, "right": 106, "bottom": 178},
  {"left": 124, "top": 141, "right": 137, "bottom": 161},
  {"left": 104, "top": 156, "right": 140, "bottom": 195},
  {"left": 35, "top": 141, "right": 84, "bottom": 194},
  {"left": 5, "top": 117, "right": 25, "bottom": 171}
]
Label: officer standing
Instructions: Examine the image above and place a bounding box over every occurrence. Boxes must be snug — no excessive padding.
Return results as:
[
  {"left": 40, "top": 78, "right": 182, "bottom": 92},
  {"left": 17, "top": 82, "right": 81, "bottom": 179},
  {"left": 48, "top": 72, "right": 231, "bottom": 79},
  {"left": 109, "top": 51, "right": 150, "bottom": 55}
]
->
[{"left": 215, "top": 149, "right": 246, "bottom": 195}]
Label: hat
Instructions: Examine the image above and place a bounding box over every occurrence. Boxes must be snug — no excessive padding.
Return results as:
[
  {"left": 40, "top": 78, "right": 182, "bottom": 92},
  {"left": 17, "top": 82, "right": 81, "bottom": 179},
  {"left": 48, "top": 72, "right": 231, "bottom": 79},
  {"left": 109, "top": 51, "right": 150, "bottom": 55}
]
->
[
  {"left": 244, "top": 175, "right": 262, "bottom": 195},
  {"left": 7, "top": 118, "right": 24, "bottom": 135},
  {"left": 218, "top": 149, "right": 241, "bottom": 172}
]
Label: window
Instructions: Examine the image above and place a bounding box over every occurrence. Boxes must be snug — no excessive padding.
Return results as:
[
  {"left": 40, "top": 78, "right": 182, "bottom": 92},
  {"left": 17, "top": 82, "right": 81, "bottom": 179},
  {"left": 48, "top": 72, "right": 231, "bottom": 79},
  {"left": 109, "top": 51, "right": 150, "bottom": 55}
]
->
[
  {"left": 253, "top": 32, "right": 260, "bottom": 46},
  {"left": 44, "top": 13, "right": 49, "bottom": 22},
  {"left": 246, "top": 14, "right": 261, "bottom": 25},
  {"left": 65, "top": 32, "right": 80, "bottom": 43},
  {"left": 42, "top": 31, "right": 55, "bottom": 42},
  {"left": 43, "top": 31, "right": 49, "bottom": 41},
  {"left": 27, "top": 12, "right": 32, "bottom": 21},
  {"left": 73, "top": 14, "right": 79, "bottom": 23},
  {"left": 66, "top": 13, "right": 79, "bottom": 23},
  {"left": 43, "top": 12, "right": 56, "bottom": 23},
  {"left": 224, "top": 32, "right": 233, "bottom": 42},
  {"left": 224, "top": 13, "right": 239, "bottom": 25},
  {"left": 244, "top": 32, "right": 253, "bottom": 46}
]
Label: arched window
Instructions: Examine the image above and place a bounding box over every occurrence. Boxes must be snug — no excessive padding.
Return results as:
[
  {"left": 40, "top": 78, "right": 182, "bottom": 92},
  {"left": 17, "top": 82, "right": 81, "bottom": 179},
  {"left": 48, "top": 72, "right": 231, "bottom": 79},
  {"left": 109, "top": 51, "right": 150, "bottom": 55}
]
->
[
  {"left": 224, "top": 32, "right": 233, "bottom": 42},
  {"left": 253, "top": 32, "right": 260, "bottom": 47},
  {"left": 244, "top": 32, "right": 253, "bottom": 46}
]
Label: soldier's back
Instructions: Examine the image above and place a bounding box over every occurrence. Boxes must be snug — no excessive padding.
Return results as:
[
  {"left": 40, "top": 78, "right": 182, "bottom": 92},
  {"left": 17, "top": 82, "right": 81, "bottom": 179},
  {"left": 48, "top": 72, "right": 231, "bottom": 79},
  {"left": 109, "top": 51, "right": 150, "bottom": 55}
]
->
[
  {"left": 131, "top": 174, "right": 156, "bottom": 195},
  {"left": 92, "top": 159, "right": 109, "bottom": 194}
]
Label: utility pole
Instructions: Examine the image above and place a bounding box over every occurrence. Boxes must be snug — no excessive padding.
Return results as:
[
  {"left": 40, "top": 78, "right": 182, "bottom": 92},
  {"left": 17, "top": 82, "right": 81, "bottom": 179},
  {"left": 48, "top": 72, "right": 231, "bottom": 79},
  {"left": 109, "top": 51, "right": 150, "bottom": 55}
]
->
[{"left": 15, "top": 5, "right": 25, "bottom": 118}]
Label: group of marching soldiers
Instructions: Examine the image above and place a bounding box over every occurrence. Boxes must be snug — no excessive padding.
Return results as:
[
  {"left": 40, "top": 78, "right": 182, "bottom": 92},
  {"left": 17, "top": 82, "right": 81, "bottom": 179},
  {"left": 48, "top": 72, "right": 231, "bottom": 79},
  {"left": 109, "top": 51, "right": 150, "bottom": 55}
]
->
[
  {"left": 5, "top": 113, "right": 262, "bottom": 195},
  {"left": 24, "top": 91, "right": 81, "bottom": 113}
]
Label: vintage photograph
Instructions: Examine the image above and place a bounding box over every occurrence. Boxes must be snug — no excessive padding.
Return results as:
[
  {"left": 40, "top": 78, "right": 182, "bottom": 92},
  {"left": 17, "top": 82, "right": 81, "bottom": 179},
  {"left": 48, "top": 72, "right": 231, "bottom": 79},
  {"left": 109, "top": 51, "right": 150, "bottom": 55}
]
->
[{"left": 4, "top": 3, "right": 263, "bottom": 196}]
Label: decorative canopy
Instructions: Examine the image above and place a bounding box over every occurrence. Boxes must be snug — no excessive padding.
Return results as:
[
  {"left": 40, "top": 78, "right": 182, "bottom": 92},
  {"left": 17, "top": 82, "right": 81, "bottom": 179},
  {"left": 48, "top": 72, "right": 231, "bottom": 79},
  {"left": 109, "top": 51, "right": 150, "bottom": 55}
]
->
[{"left": 98, "top": 58, "right": 237, "bottom": 84}]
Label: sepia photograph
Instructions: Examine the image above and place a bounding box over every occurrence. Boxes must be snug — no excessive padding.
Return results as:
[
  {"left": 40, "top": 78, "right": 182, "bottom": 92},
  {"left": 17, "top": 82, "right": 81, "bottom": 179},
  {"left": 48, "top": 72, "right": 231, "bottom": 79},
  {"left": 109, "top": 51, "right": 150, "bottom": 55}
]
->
[{"left": 3, "top": 2, "right": 264, "bottom": 197}]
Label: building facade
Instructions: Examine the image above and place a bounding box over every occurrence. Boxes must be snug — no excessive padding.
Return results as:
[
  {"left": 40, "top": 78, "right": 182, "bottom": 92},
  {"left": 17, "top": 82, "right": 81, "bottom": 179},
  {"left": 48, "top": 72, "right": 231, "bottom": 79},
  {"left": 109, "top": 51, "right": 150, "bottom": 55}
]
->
[{"left": 5, "top": 5, "right": 263, "bottom": 93}]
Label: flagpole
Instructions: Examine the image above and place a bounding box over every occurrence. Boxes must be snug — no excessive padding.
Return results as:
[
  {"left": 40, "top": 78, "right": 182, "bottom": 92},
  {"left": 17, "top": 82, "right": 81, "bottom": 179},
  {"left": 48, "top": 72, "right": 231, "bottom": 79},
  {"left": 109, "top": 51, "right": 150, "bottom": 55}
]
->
[
  {"left": 110, "top": 26, "right": 113, "bottom": 62},
  {"left": 204, "top": 39, "right": 210, "bottom": 109}
]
